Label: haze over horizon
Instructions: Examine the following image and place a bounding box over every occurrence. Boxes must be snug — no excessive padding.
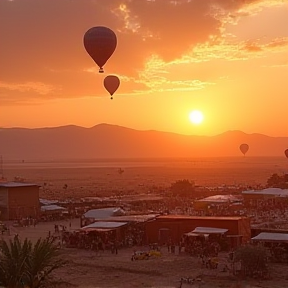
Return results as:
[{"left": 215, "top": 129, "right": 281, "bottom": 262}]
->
[
  {"left": 1, "top": 0, "right": 288, "bottom": 139},
  {"left": 1, "top": 122, "right": 286, "bottom": 139},
  {"left": 1, "top": 123, "right": 287, "bottom": 160}
]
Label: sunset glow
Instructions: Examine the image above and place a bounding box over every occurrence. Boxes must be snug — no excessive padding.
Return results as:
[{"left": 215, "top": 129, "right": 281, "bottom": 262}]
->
[
  {"left": 189, "top": 110, "right": 204, "bottom": 125},
  {"left": 0, "top": 0, "right": 287, "bottom": 137}
]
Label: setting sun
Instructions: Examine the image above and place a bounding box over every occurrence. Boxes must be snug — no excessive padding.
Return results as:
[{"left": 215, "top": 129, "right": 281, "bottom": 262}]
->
[{"left": 189, "top": 110, "right": 204, "bottom": 125}]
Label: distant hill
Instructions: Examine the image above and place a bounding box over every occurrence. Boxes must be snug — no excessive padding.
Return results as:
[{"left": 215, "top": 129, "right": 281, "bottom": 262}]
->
[{"left": 0, "top": 123, "right": 287, "bottom": 160}]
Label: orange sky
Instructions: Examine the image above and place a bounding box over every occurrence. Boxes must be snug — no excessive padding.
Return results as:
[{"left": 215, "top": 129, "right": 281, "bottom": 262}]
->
[{"left": 0, "top": 0, "right": 287, "bottom": 137}]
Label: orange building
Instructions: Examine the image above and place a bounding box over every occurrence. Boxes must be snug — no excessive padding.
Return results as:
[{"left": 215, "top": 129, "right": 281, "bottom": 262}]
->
[
  {"left": 145, "top": 215, "right": 251, "bottom": 245},
  {"left": 0, "top": 182, "right": 40, "bottom": 220}
]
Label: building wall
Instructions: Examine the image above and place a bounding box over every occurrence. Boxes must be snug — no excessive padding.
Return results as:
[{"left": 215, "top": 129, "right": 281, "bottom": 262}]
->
[
  {"left": 145, "top": 215, "right": 251, "bottom": 244},
  {"left": 7, "top": 186, "right": 40, "bottom": 220},
  {"left": 237, "top": 216, "right": 251, "bottom": 243},
  {"left": 0, "top": 188, "right": 8, "bottom": 220}
]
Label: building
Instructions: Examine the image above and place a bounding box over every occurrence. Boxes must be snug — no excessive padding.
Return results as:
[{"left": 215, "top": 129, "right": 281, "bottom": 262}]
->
[
  {"left": 0, "top": 182, "right": 40, "bottom": 220},
  {"left": 145, "top": 215, "right": 251, "bottom": 246},
  {"left": 193, "top": 194, "right": 242, "bottom": 211},
  {"left": 242, "top": 188, "right": 288, "bottom": 206},
  {"left": 81, "top": 207, "right": 126, "bottom": 227}
]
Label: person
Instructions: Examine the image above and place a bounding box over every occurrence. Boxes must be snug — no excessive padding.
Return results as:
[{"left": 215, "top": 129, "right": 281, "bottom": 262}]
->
[
  {"left": 57, "top": 237, "right": 62, "bottom": 249},
  {"left": 110, "top": 241, "right": 115, "bottom": 254},
  {"left": 167, "top": 237, "right": 172, "bottom": 253},
  {"left": 171, "top": 242, "right": 175, "bottom": 254},
  {"left": 114, "top": 240, "right": 118, "bottom": 255}
]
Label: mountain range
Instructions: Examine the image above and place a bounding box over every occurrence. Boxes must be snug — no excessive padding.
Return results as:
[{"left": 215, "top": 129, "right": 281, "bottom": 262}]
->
[{"left": 0, "top": 123, "right": 287, "bottom": 160}]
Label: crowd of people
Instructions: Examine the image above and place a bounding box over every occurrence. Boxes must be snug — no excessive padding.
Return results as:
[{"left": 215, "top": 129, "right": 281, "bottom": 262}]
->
[{"left": 60, "top": 222, "right": 146, "bottom": 253}]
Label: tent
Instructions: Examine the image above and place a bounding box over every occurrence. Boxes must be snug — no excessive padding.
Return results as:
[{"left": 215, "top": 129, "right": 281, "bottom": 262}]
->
[
  {"left": 251, "top": 232, "right": 288, "bottom": 243},
  {"left": 112, "top": 207, "right": 126, "bottom": 216},
  {"left": 83, "top": 207, "right": 123, "bottom": 220},
  {"left": 40, "top": 205, "right": 67, "bottom": 214}
]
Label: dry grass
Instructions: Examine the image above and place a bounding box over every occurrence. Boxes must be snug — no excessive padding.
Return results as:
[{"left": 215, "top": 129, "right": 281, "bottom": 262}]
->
[
  {"left": 3, "top": 157, "right": 287, "bottom": 200},
  {"left": 2, "top": 158, "right": 288, "bottom": 287}
]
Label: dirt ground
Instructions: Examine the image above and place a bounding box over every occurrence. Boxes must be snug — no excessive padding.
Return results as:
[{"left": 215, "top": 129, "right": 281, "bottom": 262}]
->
[
  {"left": 2, "top": 158, "right": 288, "bottom": 287},
  {"left": 3, "top": 157, "right": 288, "bottom": 200},
  {"left": 2, "top": 219, "right": 288, "bottom": 288}
]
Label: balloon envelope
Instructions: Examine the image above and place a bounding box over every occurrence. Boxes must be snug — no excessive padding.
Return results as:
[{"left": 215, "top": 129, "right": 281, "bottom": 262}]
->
[
  {"left": 104, "top": 75, "right": 120, "bottom": 98},
  {"left": 285, "top": 149, "right": 288, "bottom": 159},
  {"left": 83, "top": 26, "right": 117, "bottom": 73},
  {"left": 239, "top": 143, "right": 249, "bottom": 156}
]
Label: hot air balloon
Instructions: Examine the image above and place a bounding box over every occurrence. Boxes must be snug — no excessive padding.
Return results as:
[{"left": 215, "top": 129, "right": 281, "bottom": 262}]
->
[
  {"left": 83, "top": 26, "right": 117, "bottom": 73},
  {"left": 240, "top": 143, "right": 249, "bottom": 156},
  {"left": 285, "top": 149, "right": 288, "bottom": 159},
  {"left": 104, "top": 75, "right": 120, "bottom": 99}
]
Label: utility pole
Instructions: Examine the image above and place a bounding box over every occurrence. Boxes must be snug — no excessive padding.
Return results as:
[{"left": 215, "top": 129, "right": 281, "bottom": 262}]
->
[{"left": 0, "top": 155, "right": 4, "bottom": 180}]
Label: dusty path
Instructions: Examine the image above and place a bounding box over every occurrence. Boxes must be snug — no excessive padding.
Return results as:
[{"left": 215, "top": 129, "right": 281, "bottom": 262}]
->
[{"left": 2, "top": 219, "right": 288, "bottom": 288}]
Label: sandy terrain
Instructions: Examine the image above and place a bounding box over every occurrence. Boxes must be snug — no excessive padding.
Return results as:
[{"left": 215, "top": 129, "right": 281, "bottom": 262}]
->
[
  {"left": 2, "top": 219, "right": 288, "bottom": 288},
  {"left": 1, "top": 157, "right": 288, "bottom": 287},
  {"left": 3, "top": 157, "right": 287, "bottom": 200}
]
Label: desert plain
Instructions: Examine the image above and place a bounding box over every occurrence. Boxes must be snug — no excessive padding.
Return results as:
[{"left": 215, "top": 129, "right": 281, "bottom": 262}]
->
[{"left": 1, "top": 157, "right": 288, "bottom": 288}]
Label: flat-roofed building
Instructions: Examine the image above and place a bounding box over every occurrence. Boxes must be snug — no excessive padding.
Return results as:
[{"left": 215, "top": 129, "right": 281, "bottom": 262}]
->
[
  {"left": 0, "top": 182, "right": 40, "bottom": 220},
  {"left": 242, "top": 188, "right": 288, "bottom": 206},
  {"left": 145, "top": 215, "right": 251, "bottom": 245},
  {"left": 193, "top": 194, "right": 242, "bottom": 210}
]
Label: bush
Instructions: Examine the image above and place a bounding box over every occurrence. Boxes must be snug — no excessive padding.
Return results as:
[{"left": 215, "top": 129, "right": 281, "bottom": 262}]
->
[{"left": 233, "top": 244, "right": 269, "bottom": 279}]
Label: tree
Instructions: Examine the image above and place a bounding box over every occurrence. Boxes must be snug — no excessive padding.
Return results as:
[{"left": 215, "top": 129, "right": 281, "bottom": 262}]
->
[
  {"left": 0, "top": 236, "right": 67, "bottom": 288},
  {"left": 267, "top": 173, "right": 288, "bottom": 189},
  {"left": 0, "top": 236, "right": 31, "bottom": 288},
  {"left": 170, "top": 179, "right": 195, "bottom": 198},
  {"left": 233, "top": 244, "right": 269, "bottom": 279}
]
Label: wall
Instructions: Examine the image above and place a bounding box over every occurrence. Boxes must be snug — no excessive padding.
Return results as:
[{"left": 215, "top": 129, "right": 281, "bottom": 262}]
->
[
  {"left": 145, "top": 215, "right": 251, "bottom": 244},
  {"left": 7, "top": 186, "right": 40, "bottom": 220}
]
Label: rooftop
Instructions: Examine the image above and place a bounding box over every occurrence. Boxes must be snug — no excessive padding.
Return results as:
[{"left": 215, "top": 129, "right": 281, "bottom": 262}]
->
[
  {"left": 196, "top": 194, "right": 241, "bottom": 203},
  {"left": 0, "top": 182, "right": 39, "bottom": 188},
  {"left": 84, "top": 207, "right": 125, "bottom": 219},
  {"left": 252, "top": 232, "right": 288, "bottom": 242},
  {"left": 41, "top": 205, "right": 67, "bottom": 212},
  {"left": 242, "top": 188, "right": 288, "bottom": 196},
  {"left": 156, "top": 215, "right": 244, "bottom": 221}
]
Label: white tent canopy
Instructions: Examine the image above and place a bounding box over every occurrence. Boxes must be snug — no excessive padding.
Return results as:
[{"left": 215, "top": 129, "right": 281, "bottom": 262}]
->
[
  {"left": 84, "top": 207, "right": 123, "bottom": 219},
  {"left": 251, "top": 232, "right": 288, "bottom": 242},
  {"left": 191, "top": 227, "right": 228, "bottom": 234},
  {"left": 40, "top": 205, "right": 67, "bottom": 212},
  {"left": 242, "top": 188, "right": 288, "bottom": 197},
  {"left": 196, "top": 194, "right": 240, "bottom": 203}
]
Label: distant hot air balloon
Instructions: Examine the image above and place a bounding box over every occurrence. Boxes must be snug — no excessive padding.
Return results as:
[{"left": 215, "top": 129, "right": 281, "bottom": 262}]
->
[
  {"left": 83, "top": 26, "right": 117, "bottom": 73},
  {"left": 285, "top": 149, "right": 288, "bottom": 159},
  {"left": 104, "top": 75, "right": 120, "bottom": 99},
  {"left": 240, "top": 143, "right": 249, "bottom": 156}
]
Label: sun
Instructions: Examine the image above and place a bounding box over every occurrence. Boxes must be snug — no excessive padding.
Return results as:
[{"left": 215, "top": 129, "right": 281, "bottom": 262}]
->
[{"left": 189, "top": 110, "right": 204, "bottom": 125}]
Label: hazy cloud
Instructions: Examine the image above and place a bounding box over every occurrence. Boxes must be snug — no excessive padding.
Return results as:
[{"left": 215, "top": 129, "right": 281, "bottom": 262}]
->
[
  {"left": 0, "top": 0, "right": 286, "bottom": 102},
  {"left": 0, "top": 81, "right": 58, "bottom": 95}
]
